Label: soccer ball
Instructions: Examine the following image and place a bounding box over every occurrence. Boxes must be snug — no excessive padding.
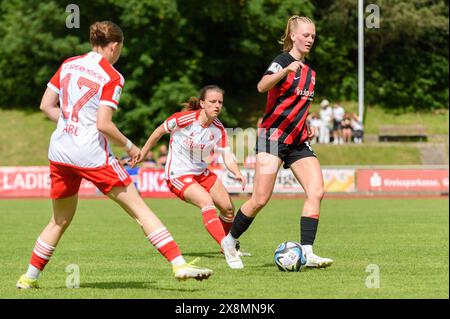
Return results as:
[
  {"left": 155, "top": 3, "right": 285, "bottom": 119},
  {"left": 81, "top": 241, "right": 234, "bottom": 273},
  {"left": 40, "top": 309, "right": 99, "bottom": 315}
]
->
[{"left": 274, "top": 241, "right": 307, "bottom": 272}]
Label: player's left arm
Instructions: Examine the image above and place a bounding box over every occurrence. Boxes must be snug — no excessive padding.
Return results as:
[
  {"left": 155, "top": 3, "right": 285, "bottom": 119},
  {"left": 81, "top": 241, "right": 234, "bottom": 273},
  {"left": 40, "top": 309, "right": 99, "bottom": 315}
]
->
[
  {"left": 40, "top": 88, "right": 60, "bottom": 123},
  {"left": 221, "top": 149, "right": 246, "bottom": 190}
]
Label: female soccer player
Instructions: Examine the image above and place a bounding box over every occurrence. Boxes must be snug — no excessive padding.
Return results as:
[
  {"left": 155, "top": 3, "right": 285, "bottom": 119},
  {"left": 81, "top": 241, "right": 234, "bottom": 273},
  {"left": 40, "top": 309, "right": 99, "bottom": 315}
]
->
[
  {"left": 221, "top": 16, "right": 333, "bottom": 268},
  {"left": 16, "top": 21, "right": 212, "bottom": 289},
  {"left": 136, "top": 85, "right": 247, "bottom": 269}
]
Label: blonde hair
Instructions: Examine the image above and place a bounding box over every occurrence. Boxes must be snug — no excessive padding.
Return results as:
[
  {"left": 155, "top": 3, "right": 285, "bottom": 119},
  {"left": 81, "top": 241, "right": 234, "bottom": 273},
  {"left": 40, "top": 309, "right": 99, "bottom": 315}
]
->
[
  {"left": 89, "top": 21, "right": 123, "bottom": 47},
  {"left": 279, "top": 16, "right": 315, "bottom": 52}
]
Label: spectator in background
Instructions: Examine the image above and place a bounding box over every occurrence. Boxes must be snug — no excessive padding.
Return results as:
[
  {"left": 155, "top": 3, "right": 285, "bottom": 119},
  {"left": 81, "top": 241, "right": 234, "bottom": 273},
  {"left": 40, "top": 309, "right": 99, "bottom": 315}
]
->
[
  {"left": 142, "top": 151, "right": 157, "bottom": 168},
  {"left": 332, "top": 102, "right": 345, "bottom": 144},
  {"left": 157, "top": 144, "right": 168, "bottom": 168},
  {"left": 351, "top": 113, "right": 364, "bottom": 144},
  {"left": 319, "top": 99, "right": 332, "bottom": 144},
  {"left": 309, "top": 112, "right": 321, "bottom": 144},
  {"left": 340, "top": 113, "right": 353, "bottom": 143}
]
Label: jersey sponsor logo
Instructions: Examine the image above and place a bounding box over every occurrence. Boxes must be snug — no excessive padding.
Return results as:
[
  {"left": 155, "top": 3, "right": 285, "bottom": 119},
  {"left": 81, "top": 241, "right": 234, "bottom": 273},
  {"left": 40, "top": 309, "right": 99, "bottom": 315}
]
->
[
  {"left": 267, "top": 62, "right": 283, "bottom": 74},
  {"left": 296, "top": 87, "right": 315, "bottom": 100},
  {"left": 167, "top": 118, "right": 177, "bottom": 131},
  {"left": 112, "top": 86, "right": 122, "bottom": 103}
]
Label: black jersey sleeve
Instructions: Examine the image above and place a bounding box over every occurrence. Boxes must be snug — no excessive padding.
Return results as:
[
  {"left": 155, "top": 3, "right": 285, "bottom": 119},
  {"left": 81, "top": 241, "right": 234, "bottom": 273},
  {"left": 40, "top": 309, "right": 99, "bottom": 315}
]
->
[{"left": 263, "top": 53, "right": 292, "bottom": 76}]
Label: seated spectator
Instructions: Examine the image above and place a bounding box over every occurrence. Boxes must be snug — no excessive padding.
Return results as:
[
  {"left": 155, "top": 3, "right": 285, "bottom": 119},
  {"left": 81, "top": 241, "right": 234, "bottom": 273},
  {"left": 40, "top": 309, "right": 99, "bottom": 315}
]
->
[
  {"left": 340, "top": 113, "right": 353, "bottom": 143},
  {"left": 157, "top": 144, "right": 168, "bottom": 168},
  {"left": 309, "top": 112, "right": 321, "bottom": 144},
  {"left": 351, "top": 113, "right": 364, "bottom": 143},
  {"left": 141, "top": 151, "right": 157, "bottom": 168}
]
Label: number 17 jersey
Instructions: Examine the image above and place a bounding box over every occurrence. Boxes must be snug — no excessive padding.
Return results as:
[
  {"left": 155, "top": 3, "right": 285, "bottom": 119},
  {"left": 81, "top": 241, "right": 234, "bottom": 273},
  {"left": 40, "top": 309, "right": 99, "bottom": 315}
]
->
[{"left": 46, "top": 51, "right": 124, "bottom": 168}]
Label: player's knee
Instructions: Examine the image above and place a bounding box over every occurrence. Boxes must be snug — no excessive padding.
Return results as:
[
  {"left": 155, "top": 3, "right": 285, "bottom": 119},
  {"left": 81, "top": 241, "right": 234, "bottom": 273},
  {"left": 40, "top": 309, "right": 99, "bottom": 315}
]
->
[
  {"left": 306, "top": 186, "right": 325, "bottom": 201},
  {"left": 221, "top": 205, "right": 234, "bottom": 218},
  {"left": 50, "top": 216, "right": 73, "bottom": 230},
  {"left": 253, "top": 195, "right": 270, "bottom": 210}
]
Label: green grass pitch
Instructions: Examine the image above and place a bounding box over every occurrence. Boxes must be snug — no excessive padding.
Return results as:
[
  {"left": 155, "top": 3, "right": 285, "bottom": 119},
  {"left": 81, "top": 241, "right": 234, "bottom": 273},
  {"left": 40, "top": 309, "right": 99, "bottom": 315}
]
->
[{"left": 0, "top": 197, "right": 448, "bottom": 299}]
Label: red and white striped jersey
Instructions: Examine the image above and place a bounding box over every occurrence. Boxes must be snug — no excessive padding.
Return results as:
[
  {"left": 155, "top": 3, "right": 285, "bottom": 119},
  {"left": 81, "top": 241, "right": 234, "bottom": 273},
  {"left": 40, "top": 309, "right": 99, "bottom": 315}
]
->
[
  {"left": 46, "top": 51, "right": 124, "bottom": 168},
  {"left": 163, "top": 110, "right": 229, "bottom": 179}
]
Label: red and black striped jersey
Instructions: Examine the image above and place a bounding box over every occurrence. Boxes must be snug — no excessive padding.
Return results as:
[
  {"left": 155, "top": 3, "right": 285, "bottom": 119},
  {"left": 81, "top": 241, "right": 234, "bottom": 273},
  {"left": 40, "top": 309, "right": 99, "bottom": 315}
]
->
[{"left": 260, "top": 52, "right": 316, "bottom": 145}]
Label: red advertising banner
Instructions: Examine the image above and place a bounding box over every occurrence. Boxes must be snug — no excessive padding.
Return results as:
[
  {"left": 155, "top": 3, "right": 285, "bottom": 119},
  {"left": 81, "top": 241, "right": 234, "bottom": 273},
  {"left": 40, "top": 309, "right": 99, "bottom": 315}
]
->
[
  {"left": 0, "top": 167, "right": 99, "bottom": 197},
  {"left": 357, "top": 169, "right": 449, "bottom": 192},
  {"left": 138, "top": 168, "right": 176, "bottom": 198},
  {"left": 2, "top": 167, "right": 448, "bottom": 197}
]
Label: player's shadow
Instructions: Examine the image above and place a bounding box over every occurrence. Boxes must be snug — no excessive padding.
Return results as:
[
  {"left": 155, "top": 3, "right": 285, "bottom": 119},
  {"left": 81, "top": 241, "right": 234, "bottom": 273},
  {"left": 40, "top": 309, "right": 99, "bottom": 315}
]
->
[
  {"left": 81, "top": 281, "right": 155, "bottom": 289},
  {"left": 80, "top": 281, "right": 203, "bottom": 292},
  {"left": 182, "top": 251, "right": 224, "bottom": 259}
]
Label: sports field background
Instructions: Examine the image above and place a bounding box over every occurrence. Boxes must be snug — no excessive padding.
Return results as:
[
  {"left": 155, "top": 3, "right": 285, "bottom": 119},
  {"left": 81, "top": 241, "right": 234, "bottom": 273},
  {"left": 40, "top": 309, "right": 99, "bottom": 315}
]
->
[{"left": 1, "top": 197, "right": 448, "bottom": 299}]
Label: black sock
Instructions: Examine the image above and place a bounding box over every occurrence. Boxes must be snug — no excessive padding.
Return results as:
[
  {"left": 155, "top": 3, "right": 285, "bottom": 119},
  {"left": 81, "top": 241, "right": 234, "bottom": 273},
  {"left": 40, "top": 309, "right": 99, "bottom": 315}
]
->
[
  {"left": 300, "top": 216, "right": 319, "bottom": 246},
  {"left": 230, "top": 209, "right": 254, "bottom": 239}
]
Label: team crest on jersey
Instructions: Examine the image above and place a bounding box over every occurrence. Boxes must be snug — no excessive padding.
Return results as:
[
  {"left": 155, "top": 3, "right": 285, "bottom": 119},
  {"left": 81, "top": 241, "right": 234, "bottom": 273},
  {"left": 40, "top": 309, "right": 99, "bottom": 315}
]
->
[
  {"left": 112, "top": 86, "right": 122, "bottom": 103},
  {"left": 209, "top": 133, "right": 214, "bottom": 141},
  {"left": 184, "top": 177, "right": 193, "bottom": 183},
  {"left": 311, "top": 77, "right": 316, "bottom": 85},
  {"left": 167, "top": 118, "right": 177, "bottom": 131}
]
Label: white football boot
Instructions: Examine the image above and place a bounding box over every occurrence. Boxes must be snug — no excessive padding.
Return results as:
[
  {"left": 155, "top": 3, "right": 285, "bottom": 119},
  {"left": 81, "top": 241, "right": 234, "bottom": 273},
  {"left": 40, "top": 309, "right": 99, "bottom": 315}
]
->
[
  {"left": 305, "top": 253, "right": 333, "bottom": 268},
  {"left": 235, "top": 240, "right": 252, "bottom": 257},
  {"left": 221, "top": 235, "right": 244, "bottom": 269},
  {"left": 303, "top": 245, "right": 333, "bottom": 268}
]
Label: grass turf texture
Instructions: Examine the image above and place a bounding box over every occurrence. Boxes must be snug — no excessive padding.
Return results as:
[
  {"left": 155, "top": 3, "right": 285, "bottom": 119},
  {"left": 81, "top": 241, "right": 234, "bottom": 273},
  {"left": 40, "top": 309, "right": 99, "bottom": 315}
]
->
[{"left": 0, "top": 198, "right": 448, "bottom": 299}]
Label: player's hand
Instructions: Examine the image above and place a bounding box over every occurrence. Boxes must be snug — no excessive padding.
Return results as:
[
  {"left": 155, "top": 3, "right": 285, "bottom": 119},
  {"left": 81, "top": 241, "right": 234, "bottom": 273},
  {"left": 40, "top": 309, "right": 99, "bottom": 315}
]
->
[
  {"left": 127, "top": 144, "right": 141, "bottom": 167},
  {"left": 285, "top": 61, "right": 305, "bottom": 74},
  {"left": 235, "top": 172, "right": 246, "bottom": 191},
  {"left": 306, "top": 123, "right": 315, "bottom": 140}
]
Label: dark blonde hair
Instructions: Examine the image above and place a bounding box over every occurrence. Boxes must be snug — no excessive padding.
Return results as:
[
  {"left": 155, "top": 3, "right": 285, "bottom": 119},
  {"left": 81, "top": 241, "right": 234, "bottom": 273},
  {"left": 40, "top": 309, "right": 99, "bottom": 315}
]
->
[
  {"left": 182, "top": 85, "right": 225, "bottom": 111},
  {"left": 279, "top": 16, "right": 315, "bottom": 52},
  {"left": 90, "top": 21, "right": 123, "bottom": 47}
]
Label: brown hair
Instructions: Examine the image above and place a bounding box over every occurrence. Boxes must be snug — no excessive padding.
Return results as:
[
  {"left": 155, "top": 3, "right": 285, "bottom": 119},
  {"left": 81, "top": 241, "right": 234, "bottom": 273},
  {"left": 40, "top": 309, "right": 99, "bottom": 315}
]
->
[
  {"left": 182, "top": 85, "right": 225, "bottom": 111},
  {"left": 90, "top": 21, "right": 123, "bottom": 47},
  {"left": 279, "top": 16, "right": 315, "bottom": 52}
]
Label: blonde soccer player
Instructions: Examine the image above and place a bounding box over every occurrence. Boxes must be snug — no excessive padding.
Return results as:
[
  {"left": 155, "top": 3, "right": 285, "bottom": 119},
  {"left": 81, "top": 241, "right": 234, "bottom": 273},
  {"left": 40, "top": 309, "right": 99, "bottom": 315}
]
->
[
  {"left": 221, "top": 16, "right": 333, "bottom": 269},
  {"left": 16, "top": 21, "right": 212, "bottom": 289}
]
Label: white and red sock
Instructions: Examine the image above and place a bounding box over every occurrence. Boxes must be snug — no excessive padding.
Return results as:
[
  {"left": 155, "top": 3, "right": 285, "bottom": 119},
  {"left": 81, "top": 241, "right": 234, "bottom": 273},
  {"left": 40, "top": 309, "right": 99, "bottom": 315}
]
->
[
  {"left": 219, "top": 214, "right": 234, "bottom": 235},
  {"left": 201, "top": 206, "right": 226, "bottom": 245},
  {"left": 27, "top": 237, "right": 55, "bottom": 279},
  {"left": 147, "top": 227, "right": 184, "bottom": 266}
]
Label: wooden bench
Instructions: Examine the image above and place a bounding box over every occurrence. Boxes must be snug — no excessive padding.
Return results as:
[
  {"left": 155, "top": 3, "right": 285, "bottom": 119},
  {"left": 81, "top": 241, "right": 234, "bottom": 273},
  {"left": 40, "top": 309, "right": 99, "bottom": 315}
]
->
[{"left": 378, "top": 125, "right": 428, "bottom": 142}]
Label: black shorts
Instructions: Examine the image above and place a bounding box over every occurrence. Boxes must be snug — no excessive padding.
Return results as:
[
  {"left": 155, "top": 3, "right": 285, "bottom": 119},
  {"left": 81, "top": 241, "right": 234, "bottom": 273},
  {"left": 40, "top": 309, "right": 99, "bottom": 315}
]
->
[{"left": 255, "top": 136, "right": 317, "bottom": 169}]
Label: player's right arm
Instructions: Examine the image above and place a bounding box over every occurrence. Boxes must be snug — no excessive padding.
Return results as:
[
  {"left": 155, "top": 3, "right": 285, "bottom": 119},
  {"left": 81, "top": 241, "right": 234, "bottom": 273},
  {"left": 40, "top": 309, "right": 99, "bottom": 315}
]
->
[
  {"left": 257, "top": 57, "right": 304, "bottom": 93},
  {"left": 136, "top": 124, "right": 167, "bottom": 165},
  {"left": 40, "top": 88, "right": 60, "bottom": 123}
]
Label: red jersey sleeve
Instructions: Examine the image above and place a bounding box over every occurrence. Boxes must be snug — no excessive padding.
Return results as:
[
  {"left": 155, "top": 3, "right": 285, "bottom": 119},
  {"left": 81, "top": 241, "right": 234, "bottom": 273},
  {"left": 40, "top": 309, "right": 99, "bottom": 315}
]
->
[
  {"left": 47, "top": 64, "right": 63, "bottom": 94},
  {"left": 213, "top": 120, "right": 229, "bottom": 152},
  {"left": 163, "top": 111, "right": 197, "bottom": 133},
  {"left": 99, "top": 76, "right": 123, "bottom": 110}
]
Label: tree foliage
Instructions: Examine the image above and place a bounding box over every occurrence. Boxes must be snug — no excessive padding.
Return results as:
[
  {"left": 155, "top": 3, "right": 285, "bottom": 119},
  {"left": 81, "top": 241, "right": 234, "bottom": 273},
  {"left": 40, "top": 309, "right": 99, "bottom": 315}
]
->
[{"left": 0, "top": 0, "right": 448, "bottom": 143}]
